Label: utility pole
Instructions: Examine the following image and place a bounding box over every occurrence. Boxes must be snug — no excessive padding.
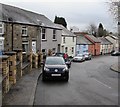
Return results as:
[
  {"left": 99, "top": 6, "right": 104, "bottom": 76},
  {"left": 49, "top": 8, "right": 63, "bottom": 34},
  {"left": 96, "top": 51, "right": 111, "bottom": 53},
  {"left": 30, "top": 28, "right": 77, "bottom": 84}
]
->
[{"left": 118, "top": 3, "right": 120, "bottom": 51}]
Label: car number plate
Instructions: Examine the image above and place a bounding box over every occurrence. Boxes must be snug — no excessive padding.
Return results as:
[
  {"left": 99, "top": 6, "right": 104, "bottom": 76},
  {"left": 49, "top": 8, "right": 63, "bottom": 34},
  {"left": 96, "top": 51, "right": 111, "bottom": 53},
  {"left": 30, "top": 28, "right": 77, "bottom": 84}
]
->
[{"left": 51, "top": 74, "right": 61, "bottom": 76}]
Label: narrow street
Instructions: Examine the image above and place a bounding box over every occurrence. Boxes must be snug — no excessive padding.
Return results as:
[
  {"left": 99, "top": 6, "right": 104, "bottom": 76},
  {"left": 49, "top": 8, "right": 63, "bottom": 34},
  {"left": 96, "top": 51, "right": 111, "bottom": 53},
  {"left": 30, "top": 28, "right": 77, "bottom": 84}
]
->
[{"left": 34, "top": 55, "right": 118, "bottom": 105}]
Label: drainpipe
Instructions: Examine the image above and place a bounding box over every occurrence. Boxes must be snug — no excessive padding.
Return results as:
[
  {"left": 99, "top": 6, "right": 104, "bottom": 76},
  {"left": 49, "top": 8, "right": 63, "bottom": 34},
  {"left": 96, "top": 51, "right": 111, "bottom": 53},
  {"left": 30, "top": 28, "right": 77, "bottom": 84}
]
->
[{"left": 12, "top": 22, "right": 13, "bottom": 51}]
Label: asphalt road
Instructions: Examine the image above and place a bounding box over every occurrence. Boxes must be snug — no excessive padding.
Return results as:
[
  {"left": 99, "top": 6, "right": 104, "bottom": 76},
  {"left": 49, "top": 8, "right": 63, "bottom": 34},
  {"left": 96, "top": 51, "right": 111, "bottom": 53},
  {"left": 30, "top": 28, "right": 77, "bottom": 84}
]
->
[{"left": 34, "top": 55, "right": 118, "bottom": 105}]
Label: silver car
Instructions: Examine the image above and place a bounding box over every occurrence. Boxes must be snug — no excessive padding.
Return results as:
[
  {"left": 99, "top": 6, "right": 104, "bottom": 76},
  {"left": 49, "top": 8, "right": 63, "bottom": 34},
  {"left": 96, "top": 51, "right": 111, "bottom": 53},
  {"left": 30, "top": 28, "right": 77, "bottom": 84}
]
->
[
  {"left": 83, "top": 52, "right": 92, "bottom": 60},
  {"left": 73, "top": 54, "right": 85, "bottom": 62}
]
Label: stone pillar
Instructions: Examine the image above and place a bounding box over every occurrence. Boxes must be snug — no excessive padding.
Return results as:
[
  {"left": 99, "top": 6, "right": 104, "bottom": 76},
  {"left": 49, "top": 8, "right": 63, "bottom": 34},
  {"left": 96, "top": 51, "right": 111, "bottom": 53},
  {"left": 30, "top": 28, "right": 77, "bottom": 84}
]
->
[
  {"left": 32, "top": 53, "right": 38, "bottom": 68},
  {"left": 13, "top": 49, "right": 23, "bottom": 78},
  {"left": 38, "top": 51, "right": 43, "bottom": 68},
  {"left": 0, "top": 55, "right": 10, "bottom": 97},
  {"left": 4, "top": 52, "right": 17, "bottom": 86}
]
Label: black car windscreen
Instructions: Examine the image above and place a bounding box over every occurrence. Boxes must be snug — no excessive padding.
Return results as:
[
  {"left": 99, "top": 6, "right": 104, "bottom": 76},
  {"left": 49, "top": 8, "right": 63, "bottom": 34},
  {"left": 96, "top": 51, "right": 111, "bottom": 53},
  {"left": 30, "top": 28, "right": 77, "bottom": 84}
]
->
[{"left": 46, "top": 57, "right": 65, "bottom": 65}]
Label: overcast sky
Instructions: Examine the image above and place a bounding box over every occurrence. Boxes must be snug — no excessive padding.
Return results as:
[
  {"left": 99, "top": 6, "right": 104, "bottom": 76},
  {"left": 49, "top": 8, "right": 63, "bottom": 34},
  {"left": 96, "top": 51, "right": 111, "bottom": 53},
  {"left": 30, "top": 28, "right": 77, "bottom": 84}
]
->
[{"left": 0, "top": 0, "right": 118, "bottom": 32}]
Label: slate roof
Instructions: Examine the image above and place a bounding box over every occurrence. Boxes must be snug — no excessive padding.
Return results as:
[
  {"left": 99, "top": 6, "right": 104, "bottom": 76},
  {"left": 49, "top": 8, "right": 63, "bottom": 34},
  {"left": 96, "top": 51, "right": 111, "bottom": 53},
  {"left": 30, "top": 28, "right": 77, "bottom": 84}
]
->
[
  {"left": 0, "top": 3, "right": 60, "bottom": 29},
  {"left": 55, "top": 24, "right": 76, "bottom": 37},
  {"left": 74, "top": 34, "right": 93, "bottom": 45},
  {"left": 98, "top": 37, "right": 112, "bottom": 45},
  {"left": 109, "top": 35, "right": 118, "bottom": 40},
  {"left": 85, "top": 34, "right": 101, "bottom": 43}
]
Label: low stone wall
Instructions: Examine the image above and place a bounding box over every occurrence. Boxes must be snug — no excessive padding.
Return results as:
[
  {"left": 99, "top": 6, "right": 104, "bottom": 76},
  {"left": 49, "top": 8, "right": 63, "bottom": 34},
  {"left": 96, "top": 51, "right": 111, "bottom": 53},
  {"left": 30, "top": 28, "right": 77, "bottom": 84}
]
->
[
  {"left": 22, "top": 63, "right": 31, "bottom": 76},
  {"left": 1, "top": 51, "right": 43, "bottom": 97}
]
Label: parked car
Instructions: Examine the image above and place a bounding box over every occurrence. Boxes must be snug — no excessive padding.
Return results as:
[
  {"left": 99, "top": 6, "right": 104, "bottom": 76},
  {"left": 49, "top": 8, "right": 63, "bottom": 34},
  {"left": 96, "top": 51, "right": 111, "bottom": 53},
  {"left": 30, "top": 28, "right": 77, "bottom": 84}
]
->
[
  {"left": 42, "top": 56, "right": 69, "bottom": 81},
  {"left": 83, "top": 52, "right": 92, "bottom": 60},
  {"left": 73, "top": 54, "right": 85, "bottom": 62},
  {"left": 55, "top": 52, "right": 71, "bottom": 68},
  {"left": 111, "top": 51, "right": 120, "bottom": 56},
  {"left": 55, "top": 52, "right": 65, "bottom": 57}
]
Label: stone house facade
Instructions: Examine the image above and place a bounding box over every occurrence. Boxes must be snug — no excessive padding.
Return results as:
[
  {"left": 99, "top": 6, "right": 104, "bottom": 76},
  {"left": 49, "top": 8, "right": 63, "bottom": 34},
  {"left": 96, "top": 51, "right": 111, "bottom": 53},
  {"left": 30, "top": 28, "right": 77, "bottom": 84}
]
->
[
  {"left": 3, "top": 22, "right": 40, "bottom": 53},
  {"left": 0, "top": 3, "right": 62, "bottom": 55}
]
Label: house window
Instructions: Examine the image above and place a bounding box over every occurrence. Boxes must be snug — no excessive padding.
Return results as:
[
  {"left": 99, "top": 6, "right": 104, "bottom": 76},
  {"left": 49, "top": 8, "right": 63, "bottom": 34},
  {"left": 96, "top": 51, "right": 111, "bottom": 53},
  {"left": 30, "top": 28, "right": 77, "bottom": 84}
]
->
[
  {"left": 22, "top": 27, "right": 27, "bottom": 36},
  {"left": 83, "top": 45, "right": 86, "bottom": 48},
  {"left": 42, "top": 49, "right": 47, "bottom": 55},
  {"left": 22, "top": 41, "right": 29, "bottom": 52},
  {"left": 73, "top": 37, "right": 75, "bottom": 42},
  {"left": 0, "top": 40, "right": 4, "bottom": 51},
  {"left": 72, "top": 47, "right": 74, "bottom": 54},
  {"left": 63, "top": 37, "right": 65, "bottom": 43},
  {"left": 42, "top": 28, "right": 46, "bottom": 40},
  {"left": 52, "top": 48, "right": 56, "bottom": 53},
  {"left": 0, "top": 23, "right": 4, "bottom": 35},
  {"left": 65, "top": 47, "right": 68, "bottom": 53},
  {"left": 53, "top": 29, "right": 56, "bottom": 40}
]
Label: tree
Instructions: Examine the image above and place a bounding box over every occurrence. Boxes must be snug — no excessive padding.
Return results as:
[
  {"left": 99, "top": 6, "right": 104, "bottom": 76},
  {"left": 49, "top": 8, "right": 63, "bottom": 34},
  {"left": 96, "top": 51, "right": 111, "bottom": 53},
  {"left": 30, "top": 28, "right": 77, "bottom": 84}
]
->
[
  {"left": 97, "top": 23, "right": 104, "bottom": 37},
  {"left": 86, "top": 23, "right": 97, "bottom": 37},
  {"left": 103, "top": 29, "right": 109, "bottom": 37},
  {"left": 54, "top": 16, "right": 67, "bottom": 28},
  {"left": 108, "top": 0, "right": 120, "bottom": 51},
  {"left": 108, "top": 0, "right": 120, "bottom": 21}
]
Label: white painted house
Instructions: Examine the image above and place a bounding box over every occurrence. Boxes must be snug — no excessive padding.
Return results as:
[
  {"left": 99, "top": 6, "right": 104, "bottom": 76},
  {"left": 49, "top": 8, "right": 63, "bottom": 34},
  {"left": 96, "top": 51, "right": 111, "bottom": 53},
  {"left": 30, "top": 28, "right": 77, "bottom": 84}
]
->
[
  {"left": 98, "top": 37, "right": 113, "bottom": 55},
  {"left": 105, "top": 34, "right": 119, "bottom": 51},
  {"left": 56, "top": 24, "right": 76, "bottom": 57}
]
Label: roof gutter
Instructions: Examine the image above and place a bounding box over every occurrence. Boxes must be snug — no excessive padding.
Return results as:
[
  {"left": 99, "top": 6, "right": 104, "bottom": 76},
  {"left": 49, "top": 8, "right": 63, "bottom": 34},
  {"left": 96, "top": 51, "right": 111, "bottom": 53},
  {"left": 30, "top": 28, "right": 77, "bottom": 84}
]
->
[{"left": 0, "top": 20, "right": 62, "bottom": 30}]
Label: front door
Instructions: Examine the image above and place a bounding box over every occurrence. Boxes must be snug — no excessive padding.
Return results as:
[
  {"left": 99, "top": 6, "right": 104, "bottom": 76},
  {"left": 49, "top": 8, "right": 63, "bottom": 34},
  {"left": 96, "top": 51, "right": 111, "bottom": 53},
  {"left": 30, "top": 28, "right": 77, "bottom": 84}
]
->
[
  {"left": 57, "top": 44, "right": 60, "bottom": 53},
  {"left": 32, "top": 41, "right": 36, "bottom": 53}
]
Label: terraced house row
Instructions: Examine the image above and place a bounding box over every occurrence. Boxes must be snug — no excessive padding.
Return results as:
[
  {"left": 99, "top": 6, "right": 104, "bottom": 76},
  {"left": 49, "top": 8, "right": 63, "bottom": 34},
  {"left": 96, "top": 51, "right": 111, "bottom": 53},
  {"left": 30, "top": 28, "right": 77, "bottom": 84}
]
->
[{"left": 0, "top": 3, "right": 119, "bottom": 58}]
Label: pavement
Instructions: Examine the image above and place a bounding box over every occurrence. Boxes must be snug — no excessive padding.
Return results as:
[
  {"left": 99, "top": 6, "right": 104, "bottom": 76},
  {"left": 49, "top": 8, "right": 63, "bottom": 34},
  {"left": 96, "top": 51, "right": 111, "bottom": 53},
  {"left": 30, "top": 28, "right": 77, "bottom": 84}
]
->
[
  {"left": 2, "top": 68, "right": 42, "bottom": 106},
  {"left": 110, "top": 63, "right": 119, "bottom": 73}
]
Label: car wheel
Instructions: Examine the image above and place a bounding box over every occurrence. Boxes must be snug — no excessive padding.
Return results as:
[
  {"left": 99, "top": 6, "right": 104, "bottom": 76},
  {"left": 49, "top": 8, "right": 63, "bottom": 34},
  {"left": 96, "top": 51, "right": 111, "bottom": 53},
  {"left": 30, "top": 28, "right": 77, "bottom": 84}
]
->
[{"left": 65, "top": 73, "right": 69, "bottom": 82}]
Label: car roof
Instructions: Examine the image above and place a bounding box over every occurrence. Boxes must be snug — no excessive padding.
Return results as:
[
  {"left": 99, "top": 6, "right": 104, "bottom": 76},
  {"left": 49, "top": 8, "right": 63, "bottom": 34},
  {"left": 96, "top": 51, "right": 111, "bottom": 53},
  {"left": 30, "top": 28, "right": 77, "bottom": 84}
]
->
[
  {"left": 46, "top": 56, "right": 63, "bottom": 58},
  {"left": 55, "top": 53, "right": 65, "bottom": 54}
]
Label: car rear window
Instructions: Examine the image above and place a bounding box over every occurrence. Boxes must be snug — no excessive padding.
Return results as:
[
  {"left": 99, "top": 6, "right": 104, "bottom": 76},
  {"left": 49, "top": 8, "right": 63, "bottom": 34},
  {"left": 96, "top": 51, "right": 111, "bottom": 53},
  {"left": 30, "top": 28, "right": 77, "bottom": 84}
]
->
[
  {"left": 55, "top": 53, "right": 64, "bottom": 57},
  {"left": 45, "top": 57, "right": 65, "bottom": 65}
]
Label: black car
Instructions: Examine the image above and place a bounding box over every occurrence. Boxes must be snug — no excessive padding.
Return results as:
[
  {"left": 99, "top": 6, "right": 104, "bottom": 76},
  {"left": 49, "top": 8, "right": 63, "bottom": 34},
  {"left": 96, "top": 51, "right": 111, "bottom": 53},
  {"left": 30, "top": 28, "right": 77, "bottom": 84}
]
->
[
  {"left": 42, "top": 56, "right": 69, "bottom": 81},
  {"left": 111, "top": 51, "right": 120, "bottom": 56}
]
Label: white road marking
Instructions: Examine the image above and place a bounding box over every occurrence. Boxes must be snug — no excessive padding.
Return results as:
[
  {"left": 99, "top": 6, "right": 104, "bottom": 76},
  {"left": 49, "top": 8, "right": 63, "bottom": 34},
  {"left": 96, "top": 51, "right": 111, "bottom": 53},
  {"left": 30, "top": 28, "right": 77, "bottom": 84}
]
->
[{"left": 94, "top": 78, "right": 112, "bottom": 89}]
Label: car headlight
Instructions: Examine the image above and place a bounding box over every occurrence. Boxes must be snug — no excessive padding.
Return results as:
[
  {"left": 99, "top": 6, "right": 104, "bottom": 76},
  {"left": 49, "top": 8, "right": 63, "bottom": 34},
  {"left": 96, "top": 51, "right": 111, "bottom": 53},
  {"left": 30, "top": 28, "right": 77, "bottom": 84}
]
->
[
  {"left": 63, "top": 67, "right": 68, "bottom": 72},
  {"left": 44, "top": 67, "right": 50, "bottom": 71}
]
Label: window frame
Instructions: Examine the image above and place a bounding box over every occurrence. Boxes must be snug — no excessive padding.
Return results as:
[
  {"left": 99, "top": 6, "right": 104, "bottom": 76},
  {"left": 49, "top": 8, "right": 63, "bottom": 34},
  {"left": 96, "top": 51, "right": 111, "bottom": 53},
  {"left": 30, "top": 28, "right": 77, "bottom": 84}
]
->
[
  {"left": 72, "top": 47, "right": 74, "bottom": 54},
  {"left": 22, "top": 41, "right": 29, "bottom": 53},
  {"left": 52, "top": 48, "right": 56, "bottom": 52},
  {"left": 22, "top": 26, "right": 28, "bottom": 36},
  {"left": 41, "top": 28, "right": 46, "bottom": 40},
  {"left": 53, "top": 29, "right": 56, "bottom": 40},
  {"left": 0, "top": 22, "right": 4, "bottom": 35},
  {"left": 63, "top": 37, "right": 65, "bottom": 43},
  {"left": 65, "top": 47, "right": 68, "bottom": 53}
]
